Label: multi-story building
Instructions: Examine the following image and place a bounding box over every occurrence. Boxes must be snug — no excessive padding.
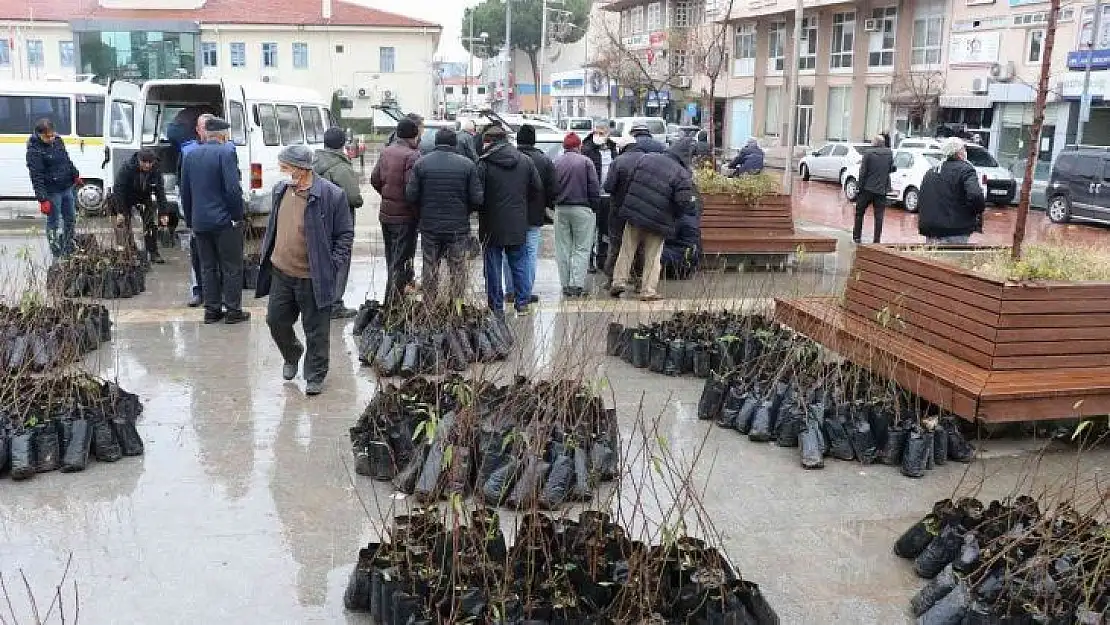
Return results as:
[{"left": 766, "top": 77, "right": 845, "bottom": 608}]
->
[{"left": 0, "top": 0, "right": 442, "bottom": 119}]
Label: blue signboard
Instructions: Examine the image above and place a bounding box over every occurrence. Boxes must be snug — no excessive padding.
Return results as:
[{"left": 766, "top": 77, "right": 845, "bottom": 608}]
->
[
  {"left": 647, "top": 90, "right": 671, "bottom": 103},
  {"left": 686, "top": 102, "right": 699, "bottom": 117},
  {"left": 1068, "top": 48, "right": 1110, "bottom": 70}
]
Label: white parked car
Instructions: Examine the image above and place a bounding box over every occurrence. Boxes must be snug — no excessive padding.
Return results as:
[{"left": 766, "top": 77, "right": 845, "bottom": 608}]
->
[
  {"left": 798, "top": 142, "right": 873, "bottom": 183},
  {"left": 842, "top": 143, "right": 1017, "bottom": 206},
  {"left": 610, "top": 116, "right": 669, "bottom": 144},
  {"left": 842, "top": 148, "right": 941, "bottom": 211}
]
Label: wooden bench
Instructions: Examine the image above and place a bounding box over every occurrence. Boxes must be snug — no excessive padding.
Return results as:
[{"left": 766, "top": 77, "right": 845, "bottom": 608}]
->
[
  {"left": 773, "top": 245, "right": 1110, "bottom": 423},
  {"left": 700, "top": 193, "right": 837, "bottom": 257}
]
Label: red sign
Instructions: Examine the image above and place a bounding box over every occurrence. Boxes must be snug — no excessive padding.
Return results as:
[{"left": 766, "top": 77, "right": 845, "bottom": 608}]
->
[
  {"left": 647, "top": 49, "right": 656, "bottom": 65},
  {"left": 649, "top": 31, "right": 667, "bottom": 47}
]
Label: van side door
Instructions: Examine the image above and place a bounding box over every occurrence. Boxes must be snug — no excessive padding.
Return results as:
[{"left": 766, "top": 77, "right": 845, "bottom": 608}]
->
[
  {"left": 103, "top": 80, "right": 142, "bottom": 193},
  {"left": 1071, "top": 155, "right": 1101, "bottom": 217}
]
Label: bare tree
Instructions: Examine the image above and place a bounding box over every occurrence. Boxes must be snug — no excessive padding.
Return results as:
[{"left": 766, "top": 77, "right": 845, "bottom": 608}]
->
[
  {"left": 596, "top": 14, "right": 685, "bottom": 116},
  {"left": 685, "top": 0, "right": 739, "bottom": 153},
  {"left": 890, "top": 70, "right": 946, "bottom": 135}
]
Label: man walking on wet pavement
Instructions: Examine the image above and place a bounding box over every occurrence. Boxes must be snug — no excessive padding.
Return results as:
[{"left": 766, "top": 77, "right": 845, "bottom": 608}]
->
[
  {"left": 315, "top": 126, "right": 363, "bottom": 319},
  {"left": 476, "top": 125, "right": 543, "bottom": 316},
  {"left": 180, "top": 116, "right": 250, "bottom": 325},
  {"left": 257, "top": 145, "right": 354, "bottom": 396},
  {"left": 853, "top": 134, "right": 895, "bottom": 244},
  {"left": 26, "top": 118, "right": 81, "bottom": 258},
  {"left": 918, "top": 137, "right": 986, "bottom": 245},
  {"left": 371, "top": 118, "right": 421, "bottom": 307}
]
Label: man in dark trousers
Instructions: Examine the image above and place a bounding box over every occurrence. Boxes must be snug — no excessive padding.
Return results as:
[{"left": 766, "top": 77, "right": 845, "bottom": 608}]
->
[
  {"left": 26, "top": 118, "right": 81, "bottom": 258},
  {"left": 405, "top": 128, "right": 483, "bottom": 302},
  {"left": 602, "top": 123, "right": 667, "bottom": 281},
  {"left": 112, "top": 148, "right": 171, "bottom": 264},
  {"left": 314, "top": 126, "right": 363, "bottom": 319},
  {"left": 509, "top": 123, "right": 557, "bottom": 303},
  {"left": 371, "top": 118, "right": 421, "bottom": 306},
  {"left": 180, "top": 116, "right": 250, "bottom": 325},
  {"left": 476, "top": 125, "right": 542, "bottom": 316},
  {"left": 582, "top": 121, "right": 619, "bottom": 273},
  {"left": 256, "top": 145, "right": 354, "bottom": 396},
  {"left": 918, "top": 137, "right": 986, "bottom": 245},
  {"left": 853, "top": 134, "right": 895, "bottom": 244}
]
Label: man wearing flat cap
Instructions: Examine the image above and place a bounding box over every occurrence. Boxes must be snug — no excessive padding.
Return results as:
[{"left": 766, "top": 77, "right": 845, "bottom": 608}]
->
[
  {"left": 256, "top": 145, "right": 354, "bottom": 396},
  {"left": 180, "top": 115, "right": 250, "bottom": 325}
]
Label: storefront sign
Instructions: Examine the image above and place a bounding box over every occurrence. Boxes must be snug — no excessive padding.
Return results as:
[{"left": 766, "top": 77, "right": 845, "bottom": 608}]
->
[
  {"left": 648, "top": 31, "right": 667, "bottom": 47},
  {"left": 948, "top": 31, "right": 1001, "bottom": 64},
  {"left": 1067, "top": 48, "right": 1110, "bottom": 70},
  {"left": 952, "top": 17, "right": 1009, "bottom": 32},
  {"left": 1058, "top": 73, "right": 1110, "bottom": 99},
  {"left": 1009, "top": 0, "right": 1045, "bottom": 6}
]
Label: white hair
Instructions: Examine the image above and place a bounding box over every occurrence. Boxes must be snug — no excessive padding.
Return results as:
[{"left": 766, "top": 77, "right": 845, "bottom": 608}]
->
[
  {"left": 941, "top": 137, "right": 965, "bottom": 159},
  {"left": 460, "top": 118, "right": 476, "bottom": 133}
]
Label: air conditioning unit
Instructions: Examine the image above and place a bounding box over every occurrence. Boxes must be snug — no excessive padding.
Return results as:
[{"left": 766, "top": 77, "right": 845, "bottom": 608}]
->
[
  {"left": 357, "top": 87, "right": 369, "bottom": 98},
  {"left": 383, "top": 90, "right": 394, "bottom": 101},
  {"left": 989, "top": 61, "right": 1015, "bottom": 83},
  {"left": 971, "top": 77, "right": 990, "bottom": 95},
  {"left": 863, "top": 18, "right": 880, "bottom": 31}
]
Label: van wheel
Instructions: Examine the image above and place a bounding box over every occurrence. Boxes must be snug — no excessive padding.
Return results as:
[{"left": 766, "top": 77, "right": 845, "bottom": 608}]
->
[
  {"left": 800, "top": 164, "right": 811, "bottom": 181},
  {"left": 903, "top": 187, "right": 920, "bottom": 213},
  {"left": 76, "top": 181, "right": 105, "bottom": 216},
  {"left": 1048, "top": 195, "right": 1071, "bottom": 223},
  {"left": 843, "top": 177, "right": 859, "bottom": 202}
]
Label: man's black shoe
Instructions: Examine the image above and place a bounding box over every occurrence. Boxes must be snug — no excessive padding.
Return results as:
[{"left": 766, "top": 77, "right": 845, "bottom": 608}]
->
[
  {"left": 224, "top": 310, "right": 252, "bottom": 325},
  {"left": 203, "top": 312, "right": 225, "bottom": 324}
]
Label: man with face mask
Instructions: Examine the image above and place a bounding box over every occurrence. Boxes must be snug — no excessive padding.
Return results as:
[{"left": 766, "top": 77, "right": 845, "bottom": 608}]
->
[
  {"left": 581, "top": 121, "right": 619, "bottom": 273},
  {"left": 256, "top": 145, "right": 354, "bottom": 396},
  {"left": 112, "top": 148, "right": 170, "bottom": 263},
  {"left": 25, "top": 118, "right": 81, "bottom": 258},
  {"left": 180, "top": 116, "right": 249, "bottom": 325}
]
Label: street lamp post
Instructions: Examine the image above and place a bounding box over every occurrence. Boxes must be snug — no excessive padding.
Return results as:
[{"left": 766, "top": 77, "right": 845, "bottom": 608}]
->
[{"left": 462, "top": 23, "right": 489, "bottom": 108}]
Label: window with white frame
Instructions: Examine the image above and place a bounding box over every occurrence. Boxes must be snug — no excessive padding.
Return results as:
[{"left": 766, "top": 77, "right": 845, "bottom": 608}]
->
[
  {"left": 26, "top": 40, "right": 43, "bottom": 68},
  {"left": 59, "top": 41, "right": 74, "bottom": 68},
  {"left": 292, "top": 42, "right": 308, "bottom": 69},
  {"left": 621, "top": 9, "right": 632, "bottom": 34},
  {"left": 830, "top": 12, "right": 855, "bottom": 70},
  {"left": 0, "top": 41, "right": 9, "bottom": 67},
  {"left": 380, "top": 47, "right": 396, "bottom": 72},
  {"left": 672, "top": 0, "right": 693, "bottom": 27},
  {"left": 799, "top": 16, "right": 818, "bottom": 70},
  {"left": 670, "top": 48, "right": 689, "bottom": 75},
  {"left": 826, "top": 86, "right": 851, "bottom": 141},
  {"left": 647, "top": 2, "right": 663, "bottom": 31},
  {"left": 1027, "top": 29, "right": 1044, "bottom": 64},
  {"left": 202, "top": 42, "right": 218, "bottom": 67},
  {"left": 733, "top": 22, "right": 756, "bottom": 76},
  {"left": 765, "top": 86, "right": 782, "bottom": 135},
  {"left": 911, "top": 16, "right": 944, "bottom": 65},
  {"left": 1080, "top": 6, "right": 1110, "bottom": 49},
  {"left": 230, "top": 42, "right": 246, "bottom": 67},
  {"left": 868, "top": 6, "right": 897, "bottom": 67},
  {"left": 262, "top": 42, "right": 278, "bottom": 68},
  {"left": 631, "top": 5, "right": 644, "bottom": 33},
  {"left": 768, "top": 22, "right": 786, "bottom": 72}
]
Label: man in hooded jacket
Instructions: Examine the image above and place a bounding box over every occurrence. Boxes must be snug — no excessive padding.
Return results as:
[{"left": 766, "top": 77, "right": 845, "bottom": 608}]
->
[
  {"left": 475, "top": 125, "right": 543, "bottom": 316},
  {"left": 602, "top": 124, "right": 667, "bottom": 279},
  {"left": 315, "top": 126, "right": 364, "bottom": 319},
  {"left": 917, "top": 137, "right": 986, "bottom": 245}
]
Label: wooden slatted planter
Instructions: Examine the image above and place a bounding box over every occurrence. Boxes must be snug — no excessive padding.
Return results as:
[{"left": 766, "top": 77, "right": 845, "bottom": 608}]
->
[
  {"left": 774, "top": 245, "right": 1110, "bottom": 423},
  {"left": 700, "top": 193, "right": 837, "bottom": 256}
]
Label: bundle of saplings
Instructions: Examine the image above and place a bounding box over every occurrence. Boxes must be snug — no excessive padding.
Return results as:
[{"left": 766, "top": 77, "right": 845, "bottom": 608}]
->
[
  {"left": 894, "top": 496, "right": 1108, "bottom": 624},
  {"left": 353, "top": 300, "right": 514, "bottom": 376},
  {"left": 349, "top": 375, "right": 621, "bottom": 510},
  {"left": 344, "top": 506, "right": 781, "bottom": 624},
  {"left": 697, "top": 338, "right": 975, "bottom": 476},
  {"left": 46, "top": 243, "right": 150, "bottom": 300},
  {"left": 607, "top": 311, "right": 774, "bottom": 377},
  {"left": 0, "top": 301, "right": 113, "bottom": 373},
  {"left": 0, "top": 372, "right": 144, "bottom": 480}
]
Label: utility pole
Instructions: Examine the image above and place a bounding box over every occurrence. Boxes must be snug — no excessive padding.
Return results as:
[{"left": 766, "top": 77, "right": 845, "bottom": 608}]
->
[
  {"left": 541, "top": 0, "right": 548, "bottom": 115},
  {"left": 1078, "top": 0, "right": 1103, "bottom": 144},
  {"left": 467, "top": 14, "right": 474, "bottom": 107},
  {"left": 504, "top": 0, "right": 513, "bottom": 112},
  {"left": 781, "top": 0, "right": 804, "bottom": 194}
]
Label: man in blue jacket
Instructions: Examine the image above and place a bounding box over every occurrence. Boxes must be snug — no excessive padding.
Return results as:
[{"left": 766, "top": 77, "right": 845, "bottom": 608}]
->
[
  {"left": 25, "top": 118, "right": 81, "bottom": 258},
  {"left": 256, "top": 145, "right": 354, "bottom": 396},
  {"left": 180, "top": 116, "right": 249, "bottom": 325}
]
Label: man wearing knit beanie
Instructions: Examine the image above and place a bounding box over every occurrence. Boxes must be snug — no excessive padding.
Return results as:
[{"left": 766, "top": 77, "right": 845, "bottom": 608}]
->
[
  {"left": 371, "top": 117, "right": 422, "bottom": 306},
  {"left": 553, "top": 131, "right": 600, "bottom": 297},
  {"left": 507, "top": 123, "right": 556, "bottom": 305},
  {"left": 314, "top": 126, "right": 363, "bottom": 318}
]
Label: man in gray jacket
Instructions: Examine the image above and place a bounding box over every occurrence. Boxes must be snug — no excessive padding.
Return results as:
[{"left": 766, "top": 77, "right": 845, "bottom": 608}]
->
[
  {"left": 315, "top": 126, "right": 363, "bottom": 319},
  {"left": 553, "top": 132, "right": 600, "bottom": 297},
  {"left": 256, "top": 145, "right": 354, "bottom": 396}
]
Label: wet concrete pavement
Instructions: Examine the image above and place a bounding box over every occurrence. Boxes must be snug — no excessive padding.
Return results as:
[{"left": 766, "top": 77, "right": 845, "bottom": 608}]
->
[{"left": 0, "top": 196, "right": 1107, "bottom": 625}]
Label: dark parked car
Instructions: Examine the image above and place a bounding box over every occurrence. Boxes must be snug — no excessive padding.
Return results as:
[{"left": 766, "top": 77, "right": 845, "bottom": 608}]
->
[{"left": 1046, "top": 146, "right": 1110, "bottom": 224}]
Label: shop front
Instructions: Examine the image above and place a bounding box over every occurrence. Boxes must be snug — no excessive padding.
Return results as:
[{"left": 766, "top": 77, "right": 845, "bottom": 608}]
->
[{"left": 989, "top": 83, "right": 1068, "bottom": 178}]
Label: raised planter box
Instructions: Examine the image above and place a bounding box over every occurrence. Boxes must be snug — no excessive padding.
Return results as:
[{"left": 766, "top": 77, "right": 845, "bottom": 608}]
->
[
  {"left": 775, "top": 245, "right": 1110, "bottom": 422},
  {"left": 700, "top": 193, "right": 837, "bottom": 256}
]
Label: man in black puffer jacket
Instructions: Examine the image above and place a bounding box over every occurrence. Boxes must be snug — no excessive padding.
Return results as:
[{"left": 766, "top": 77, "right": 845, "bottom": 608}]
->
[
  {"left": 405, "top": 129, "right": 483, "bottom": 301},
  {"left": 917, "top": 137, "right": 986, "bottom": 245},
  {"left": 602, "top": 124, "right": 667, "bottom": 279},
  {"left": 476, "top": 125, "right": 542, "bottom": 316},
  {"left": 512, "top": 124, "right": 557, "bottom": 301},
  {"left": 609, "top": 138, "right": 697, "bottom": 302},
  {"left": 26, "top": 118, "right": 81, "bottom": 258}
]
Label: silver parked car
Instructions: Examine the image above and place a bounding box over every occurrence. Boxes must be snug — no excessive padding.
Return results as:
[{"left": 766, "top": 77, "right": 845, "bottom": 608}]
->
[{"left": 798, "top": 142, "right": 873, "bottom": 184}]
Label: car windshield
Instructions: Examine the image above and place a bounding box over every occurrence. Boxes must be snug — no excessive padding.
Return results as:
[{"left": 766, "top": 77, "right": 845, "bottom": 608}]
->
[
  {"left": 922, "top": 152, "right": 943, "bottom": 167},
  {"left": 965, "top": 147, "right": 999, "bottom": 168}
]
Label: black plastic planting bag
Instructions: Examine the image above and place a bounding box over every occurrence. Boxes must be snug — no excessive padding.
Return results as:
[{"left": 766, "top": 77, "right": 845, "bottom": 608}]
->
[
  {"left": 358, "top": 328, "right": 384, "bottom": 365},
  {"left": 382, "top": 340, "right": 404, "bottom": 377},
  {"left": 7, "top": 334, "right": 28, "bottom": 371},
  {"left": 692, "top": 343, "right": 712, "bottom": 378},
  {"left": 400, "top": 341, "right": 420, "bottom": 377},
  {"left": 33, "top": 424, "right": 61, "bottom": 472},
  {"left": 589, "top": 439, "right": 616, "bottom": 482},
  {"left": 718, "top": 386, "right": 747, "bottom": 429},
  {"left": 848, "top": 417, "right": 878, "bottom": 464},
  {"left": 736, "top": 580, "right": 779, "bottom": 625},
  {"left": 606, "top": 322, "right": 623, "bottom": 356},
  {"left": 538, "top": 453, "right": 574, "bottom": 509},
  {"left": 618, "top": 327, "right": 635, "bottom": 362},
  {"left": 571, "top": 445, "right": 592, "bottom": 501},
  {"left": 882, "top": 425, "right": 908, "bottom": 466},
  {"left": 648, "top": 338, "right": 667, "bottom": 373},
  {"left": 507, "top": 456, "right": 550, "bottom": 509},
  {"left": 373, "top": 332, "right": 395, "bottom": 368},
  {"left": 697, "top": 374, "right": 728, "bottom": 422},
  {"left": 352, "top": 302, "right": 378, "bottom": 337},
  {"left": 92, "top": 420, "right": 123, "bottom": 462},
  {"left": 444, "top": 445, "right": 472, "bottom": 496},
  {"left": 901, "top": 429, "right": 929, "bottom": 478},
  {"left": 911, "top": 564, "right": 957, "bottom": 616},
  {"left": 945, "top": 421, "right": 974, "bottom": 463},
  {"left": 893, "top": 514, "right": 938, "bottom": 559},
  {"left": 933, "top": 426, "right": 948, "bottom": 466},
  {"left": 735, "top": 394, "right": 759, "bottom": 434},
  {"left": 443, "top": 330, "right": 469, "bottom": 371},
  {"left": 748, "top": 401, "right": 775, "bottom": 442},
  {"left": 917, "top": 580, "right": 969, "bottom": 625},
  {"left": 366, "top": 440, "right": 396, "bottom": 481},
  {"left": 914, "top": 524, "right": 964, "bottom": 579},
  {"left": 414, "top": 413, "right": 455, "bottom": 502},
  {"left": 952, "top": 531, "right": 980, "bottom": 574},
  {"left": 630, "top": 335, "right": 650, "bottom": 368},
  {"left": 455, "top": 327, "right": 476, "bottom": 363},
  {"left": 482, "top": 457, "right": 522, "bottom": 506},
  {"left": 475, "top": 327, "right": 497, "bottom": 362},
  {"left": 0, "top": 433, "right": 9, "bottom": 474},
  {"left": 799, "top": 418, "right": 825, "bottom": 469},
  {"left": 485, "top": 320, "right": 511, "bottom": 360},
  {"left": 112, "top": 418, "right": 144, "bottom": 456},
  {"left": 393, "top": 445, "right": 427, "bottom": 494},
  {"left": 823, "top": 416, "right": 855, "bottom": 461},
  {"left": 923, "top": 429, "right": 936, "bottom": 470},
  {"left": 774, "top": 402, "right": 803, "bottom": 448},
  {"left": 10, "top": 433, "right": 34, "bottom": 480},
  {"left": 61, "top": 419, "right": 93, "bottom": 473}
]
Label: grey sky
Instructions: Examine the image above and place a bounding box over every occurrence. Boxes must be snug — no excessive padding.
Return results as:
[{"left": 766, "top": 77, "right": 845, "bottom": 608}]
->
[{"left": 353, "top": 0, "right": 480, "bottom": 61}]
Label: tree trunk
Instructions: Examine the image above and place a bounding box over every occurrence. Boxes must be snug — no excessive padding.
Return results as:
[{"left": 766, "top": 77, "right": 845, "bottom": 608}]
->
[
  {"left": 526, "top": 49, "right": 541, "bottom": 114},
  {"left": 706, "top": 81, "right": 717, "bottom": 154},
  {"left": 1013, "top": 0, "right": 1059, "bottom": 259}
]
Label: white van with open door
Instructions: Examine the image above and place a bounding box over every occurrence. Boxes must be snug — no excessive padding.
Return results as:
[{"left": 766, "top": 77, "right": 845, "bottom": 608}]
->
[{"left": 103, "top": 79, "right": 333, "bottom": 229}]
